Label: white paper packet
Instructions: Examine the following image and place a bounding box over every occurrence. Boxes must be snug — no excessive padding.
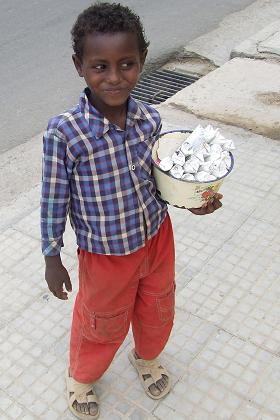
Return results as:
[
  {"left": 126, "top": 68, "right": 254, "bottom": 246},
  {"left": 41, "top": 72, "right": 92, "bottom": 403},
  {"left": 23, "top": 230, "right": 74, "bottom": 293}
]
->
[
  {"left": 155, "top": 124, "right": 234, "bottom": 182},
  {"left": 182, "top": 173, "right": 195, "bottom": 181},
  {"left": 170, "top": 164, "right": 184, "bottom": 179},
  {"left": 172, "top": 150, "right": 185, "bottom": 166},
  {"left": 159, "top": 157, "right": 174, "bottom": 172}
]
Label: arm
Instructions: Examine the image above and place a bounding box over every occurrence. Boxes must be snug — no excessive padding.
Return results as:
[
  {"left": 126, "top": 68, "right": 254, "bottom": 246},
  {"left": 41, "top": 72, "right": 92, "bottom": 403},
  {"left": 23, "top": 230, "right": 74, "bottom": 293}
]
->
[{"left": 41, "top": 126, "right": 72, "bottom": 299}]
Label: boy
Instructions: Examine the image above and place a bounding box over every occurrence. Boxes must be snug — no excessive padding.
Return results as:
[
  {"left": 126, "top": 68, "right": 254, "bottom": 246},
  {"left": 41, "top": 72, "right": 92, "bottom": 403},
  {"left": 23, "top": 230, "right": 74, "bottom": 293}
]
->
[{"left": 41, "top": 3, "right": 222, "bottom": 419}]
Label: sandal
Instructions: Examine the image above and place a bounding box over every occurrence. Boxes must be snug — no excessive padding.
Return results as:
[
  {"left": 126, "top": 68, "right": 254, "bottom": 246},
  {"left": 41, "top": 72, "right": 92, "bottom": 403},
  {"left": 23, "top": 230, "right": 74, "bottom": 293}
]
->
[
  {"left": 128, "top": 350, "right": 171, "bottom": 400},
  {"left": 65, "top": 369, "right": 100, "bottom": 420}
]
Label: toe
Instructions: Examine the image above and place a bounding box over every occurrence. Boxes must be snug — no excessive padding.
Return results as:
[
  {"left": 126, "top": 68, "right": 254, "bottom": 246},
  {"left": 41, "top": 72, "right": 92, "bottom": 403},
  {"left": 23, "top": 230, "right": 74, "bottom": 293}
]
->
[
  {"left": 72, "top": 397, "right": 98, "bottom": 417},
  {"left": 149, "top": 384, "right": 161, "bottom": 396},
  {"left": 76, "top": 403, "right": 82, "bottom": 413},
  {"left": 154, "top": 374, "right": 169, "bottom": 393},
  {"left": 142, "top": 374, "right": 161, "bottom": 396},
  {"left": 83, "top": 403, "right": 89, "bottom": 415},
  {"left": 156, "top": 379, "right": 165, "bottom": 391},
  {"left": 162, "top": 374, "right": 169, "bottom": 388},
  {"left": 89, "top": 402, "right": 98, "bottom": 416},
  {"left": 163, "top": 375, "right": 169, "bottom": 387},
  {"left": 79, "top": 403, "right": 85, "bottom": 414}
]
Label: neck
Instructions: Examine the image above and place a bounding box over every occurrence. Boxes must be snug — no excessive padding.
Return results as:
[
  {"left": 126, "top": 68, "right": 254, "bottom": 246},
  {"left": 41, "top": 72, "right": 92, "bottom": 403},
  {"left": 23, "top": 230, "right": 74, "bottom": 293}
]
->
[{"left": 89, "top": 92, "right": 128, "bottom": 129}]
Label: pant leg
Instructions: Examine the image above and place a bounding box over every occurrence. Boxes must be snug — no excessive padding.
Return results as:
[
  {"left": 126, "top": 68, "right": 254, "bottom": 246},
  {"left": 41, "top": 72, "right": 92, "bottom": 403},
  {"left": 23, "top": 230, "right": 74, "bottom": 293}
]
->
[
  {"left": 70, "top": 247, "right": 145, "bottom": 383},
  {"left": 132, "top": 213, "right": 176, "bottom": 360}
]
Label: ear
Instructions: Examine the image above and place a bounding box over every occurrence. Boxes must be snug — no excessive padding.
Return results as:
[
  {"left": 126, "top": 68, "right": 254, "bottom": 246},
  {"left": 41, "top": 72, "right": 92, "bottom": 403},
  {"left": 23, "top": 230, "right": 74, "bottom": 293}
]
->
[
  {"left": 140, "top": 49, "right": 148, "bottom": 70},
  {"left": 72, "top": 54, "right": 84, "bottom": 77}
]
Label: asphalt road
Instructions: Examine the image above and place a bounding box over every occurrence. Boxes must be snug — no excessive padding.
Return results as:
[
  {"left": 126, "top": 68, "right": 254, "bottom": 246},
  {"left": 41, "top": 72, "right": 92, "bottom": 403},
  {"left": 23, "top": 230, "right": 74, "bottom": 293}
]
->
[{"left": 0, "top": 0, "right": 255, "bottom": 153}]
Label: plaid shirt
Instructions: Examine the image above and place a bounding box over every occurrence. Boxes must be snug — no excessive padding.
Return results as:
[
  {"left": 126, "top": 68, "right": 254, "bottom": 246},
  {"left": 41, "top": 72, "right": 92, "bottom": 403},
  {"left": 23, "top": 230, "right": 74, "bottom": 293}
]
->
[{"left": 41, "top": 88, "right": 167, "bottom": 256}]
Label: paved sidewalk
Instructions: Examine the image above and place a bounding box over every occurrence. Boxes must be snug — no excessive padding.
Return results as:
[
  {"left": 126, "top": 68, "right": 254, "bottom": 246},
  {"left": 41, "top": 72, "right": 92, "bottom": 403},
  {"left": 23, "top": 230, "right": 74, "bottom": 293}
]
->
[{"left": 0, "top": 108, "right": 280, "bottom": 419}]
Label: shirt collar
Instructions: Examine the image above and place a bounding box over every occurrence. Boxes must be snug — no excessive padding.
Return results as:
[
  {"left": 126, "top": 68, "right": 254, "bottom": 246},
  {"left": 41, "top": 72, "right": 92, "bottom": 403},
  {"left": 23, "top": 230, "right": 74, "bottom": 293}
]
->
[{"left": 79, "top": 87, "right": 146, "bottom": 139}]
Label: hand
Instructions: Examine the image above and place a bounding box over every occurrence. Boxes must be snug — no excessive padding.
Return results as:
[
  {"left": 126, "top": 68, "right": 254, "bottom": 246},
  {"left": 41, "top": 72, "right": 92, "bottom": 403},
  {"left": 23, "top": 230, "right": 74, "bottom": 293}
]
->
[
  {"left": 188, "top": 193, "right": 223, "bottom": 215},
  {"left": 45, "top": 255, "right": 72, "bottom": 300}
]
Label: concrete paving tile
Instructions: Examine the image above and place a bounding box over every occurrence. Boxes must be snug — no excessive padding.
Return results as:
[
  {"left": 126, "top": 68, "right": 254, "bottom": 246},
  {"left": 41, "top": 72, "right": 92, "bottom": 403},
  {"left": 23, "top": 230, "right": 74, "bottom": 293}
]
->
[
  {"left": 115, "top": 399, "right": 135, "bottom": 415},
  {"left": 248, "top": 356, "right": 280, "bottom": 418},
  {"left": 236, "top": 402, "right": 278, "bottom": 420},
  {"left": 154, "top": 403, "right": 185, "bottom": 420},
  {"left": 221, "top": 179, "right": 268, "bottom": 214},
  {"left": 97, "top": 405, "right": 129, "bottom": 420},
  {"left": 155, "top": 369, "right": 244, "bottom": 419},
  {"left": 237, "top": 138, "right": 280, "bottom": 171},
  {"left": 0, "top": 390, "right": 34, "bottom": 419},
  {"left": 156, "top": 330, "right": 274, "bottom": 419},
  {"left": 164, "top": 310, "right": 217, "bottom": 365},
  {"left": 252, "top": 193, "right": 280, "bottom": 227},
  {"left": 0, "top": 328, "right": 44, "bottom": 384},
  {"left": 0, "top": 390, "right": 13, "bottom": 412},
  {"left": 3, "top": 403, "right": 24, "bottom": 419},
  {"left": 8, "top": 296, "right": 72, "bottom": 352},
  {"left": 189, "top": 330, "right": 272, "bottom": 396},
  {"left": 270, "top": 182, "right": 280, "bottom": 196},
  {"left": 129, "top": 407, "right": 152, "bottom": 419},
  {"left": 0, "top": 228, "right": 39, "bottom": 271},
  {"left": 41, "top": 408, "right": 62, "bottom": 420},
  {"left": 0, "top": 271, "right": 43, "bottom": 327},
  {"left": 1, "top": 414, "right": 11, "bottom": 420},
  {"left": 177, "top": 216, "right": 280, "bottom": 353},
  {"left": 175, "top": 267, "right": 197, "bottom": 292},
  {"left": 60, "top": 413, "right": 77, "bottom": 420},
  {"left": 21, "top": 415, "right": 37, "bottom": 420},
  {"left": 12, "top": 207, "right": 40, "bottom": 239},
  {"left": 231, "top": 160, "right": 279, "bottom": 193}
]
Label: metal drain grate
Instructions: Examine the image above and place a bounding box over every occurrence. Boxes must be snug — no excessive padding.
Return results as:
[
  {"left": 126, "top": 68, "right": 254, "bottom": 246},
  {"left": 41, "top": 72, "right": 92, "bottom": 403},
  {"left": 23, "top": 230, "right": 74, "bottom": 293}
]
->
[{"left": 131, "top": 69, "right": 199, "bottom": 105}]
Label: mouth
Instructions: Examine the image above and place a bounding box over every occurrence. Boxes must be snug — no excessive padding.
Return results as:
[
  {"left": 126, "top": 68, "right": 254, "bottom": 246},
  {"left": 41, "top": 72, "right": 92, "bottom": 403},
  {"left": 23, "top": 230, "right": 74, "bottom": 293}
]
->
[{"left": 104, "top": 88, "right": 125, "bottom": 95}]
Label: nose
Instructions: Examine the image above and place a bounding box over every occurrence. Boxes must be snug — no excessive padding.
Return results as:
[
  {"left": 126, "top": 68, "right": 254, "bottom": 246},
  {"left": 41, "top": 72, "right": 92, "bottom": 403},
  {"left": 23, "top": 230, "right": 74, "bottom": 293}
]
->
[{"left": 107, "top": 66, "right": 121, "bottom": 85}]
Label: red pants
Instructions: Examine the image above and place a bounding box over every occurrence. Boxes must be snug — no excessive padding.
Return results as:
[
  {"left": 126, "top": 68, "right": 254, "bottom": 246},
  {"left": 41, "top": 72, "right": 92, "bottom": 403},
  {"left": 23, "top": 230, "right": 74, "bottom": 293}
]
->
[{"left": 70, "top": 214, "right": 175, "bottom": 383}]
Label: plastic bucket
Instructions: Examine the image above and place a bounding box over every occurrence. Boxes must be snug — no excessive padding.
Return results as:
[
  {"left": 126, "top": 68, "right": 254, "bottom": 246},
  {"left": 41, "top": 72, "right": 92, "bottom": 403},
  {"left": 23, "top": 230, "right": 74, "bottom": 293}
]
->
[{"left": 152, "top": 130, "right": 234, "bottom": 208}]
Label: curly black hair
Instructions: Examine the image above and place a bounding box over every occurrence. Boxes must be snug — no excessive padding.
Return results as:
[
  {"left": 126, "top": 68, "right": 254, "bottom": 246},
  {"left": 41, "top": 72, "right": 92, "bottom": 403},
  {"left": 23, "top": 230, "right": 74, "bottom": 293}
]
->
[{"left": 71, "top": 2, "right": 150, "bottom": 60}]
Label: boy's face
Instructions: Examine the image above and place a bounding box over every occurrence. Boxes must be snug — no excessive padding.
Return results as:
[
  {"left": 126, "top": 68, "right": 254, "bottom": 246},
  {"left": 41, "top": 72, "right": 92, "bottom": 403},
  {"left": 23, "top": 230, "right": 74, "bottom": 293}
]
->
[{"left": 73, "top": 32, "right": 146, "bottom": 110}]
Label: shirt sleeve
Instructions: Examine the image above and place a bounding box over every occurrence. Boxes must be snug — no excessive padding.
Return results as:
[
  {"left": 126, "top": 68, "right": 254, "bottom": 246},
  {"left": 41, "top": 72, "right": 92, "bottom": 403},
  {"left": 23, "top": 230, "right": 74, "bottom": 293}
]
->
[
  {"left": 154, "top": 120, "right": 162, "bottom": 141},
  {"left": 151, "top": 109, "right": 162, "bottom": 144},
  {"left": 40, "top": 125, "right": 70, "bottom": 256}
]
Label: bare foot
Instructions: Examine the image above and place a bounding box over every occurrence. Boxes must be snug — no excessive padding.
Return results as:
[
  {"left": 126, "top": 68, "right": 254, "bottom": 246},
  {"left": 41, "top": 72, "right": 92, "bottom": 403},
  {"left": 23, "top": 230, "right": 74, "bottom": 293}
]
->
[
  {"left": 68, "top": 370, "right": 98, "bottom": 417},
  {"left": 134, "top": 351, "right": 169, "bottom": 397},
  {"left": 71, "top": 391, "right": 98, "bottom": 416}
]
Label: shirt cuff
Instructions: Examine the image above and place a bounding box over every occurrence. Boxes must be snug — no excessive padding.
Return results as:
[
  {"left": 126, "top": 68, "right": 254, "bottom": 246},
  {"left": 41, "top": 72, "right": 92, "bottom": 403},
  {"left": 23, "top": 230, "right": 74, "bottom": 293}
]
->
[{"left": 42, "top": 239, "right": 64, "bottom": 256}]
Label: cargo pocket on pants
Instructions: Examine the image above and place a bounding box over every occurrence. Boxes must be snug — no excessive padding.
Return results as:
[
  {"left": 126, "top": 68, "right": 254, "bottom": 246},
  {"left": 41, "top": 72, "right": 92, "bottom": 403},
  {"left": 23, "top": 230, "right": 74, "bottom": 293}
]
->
[
  {"left": 82, "top": 305, "right": 129, "bottom": 343},
  {"left": 157, "top": 284, "right": 175, "bottom": 324}
]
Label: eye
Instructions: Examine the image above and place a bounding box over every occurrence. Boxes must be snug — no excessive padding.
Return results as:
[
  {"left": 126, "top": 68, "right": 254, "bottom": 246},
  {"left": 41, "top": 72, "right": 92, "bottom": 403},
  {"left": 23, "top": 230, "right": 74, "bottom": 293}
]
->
[
  {"left": 92, "top": 64, "right": 106, "bottom": 71},
  {"left": 121, "top": 62, "right": 134, "bottom": 69}
]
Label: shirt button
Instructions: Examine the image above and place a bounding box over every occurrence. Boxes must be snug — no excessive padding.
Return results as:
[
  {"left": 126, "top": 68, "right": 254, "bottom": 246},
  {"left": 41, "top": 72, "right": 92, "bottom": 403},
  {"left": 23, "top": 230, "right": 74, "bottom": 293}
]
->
[{"left": 131, "top": 164, "right": 136, "bottom": 171}]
